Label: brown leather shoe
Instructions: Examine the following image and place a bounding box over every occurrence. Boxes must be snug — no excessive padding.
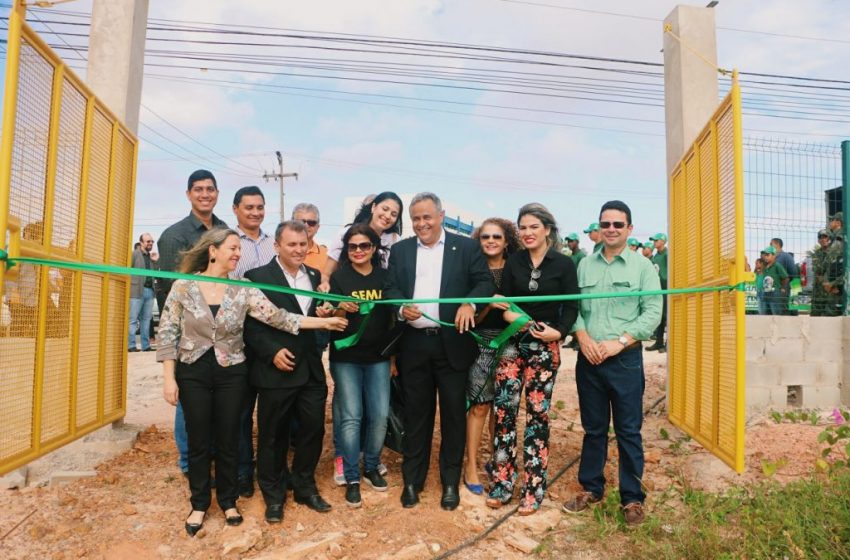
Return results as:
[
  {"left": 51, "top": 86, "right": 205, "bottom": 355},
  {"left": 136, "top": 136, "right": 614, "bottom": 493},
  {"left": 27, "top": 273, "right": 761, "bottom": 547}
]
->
[
  {"left": 562, "top": 491, "right": 602, "bottom": 513},
  {"left": 623, "top": 502, "right": 645, "bottom": 526}
]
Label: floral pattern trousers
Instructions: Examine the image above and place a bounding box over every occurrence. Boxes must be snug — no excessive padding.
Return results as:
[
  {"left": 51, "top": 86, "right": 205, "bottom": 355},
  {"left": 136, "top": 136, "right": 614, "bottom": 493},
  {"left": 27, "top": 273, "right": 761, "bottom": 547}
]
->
[{"left": 488, "top": 339, "right": 560, "bottom": 509}]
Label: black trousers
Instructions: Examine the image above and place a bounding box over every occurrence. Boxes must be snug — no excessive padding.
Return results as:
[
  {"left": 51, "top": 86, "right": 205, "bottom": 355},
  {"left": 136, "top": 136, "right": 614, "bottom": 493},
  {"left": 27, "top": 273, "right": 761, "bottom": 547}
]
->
[
  {"left": 176, "top": 349, "right": 246, "bottom": 512},
  {"left": 256, "top": 377, "right": 327, "bottom": 505},
  {"left": 654, "top": 278, "right": 667, "bottom": 344},
  {"left": 399, "top": 329, "right": 467, "bottom": 489}
]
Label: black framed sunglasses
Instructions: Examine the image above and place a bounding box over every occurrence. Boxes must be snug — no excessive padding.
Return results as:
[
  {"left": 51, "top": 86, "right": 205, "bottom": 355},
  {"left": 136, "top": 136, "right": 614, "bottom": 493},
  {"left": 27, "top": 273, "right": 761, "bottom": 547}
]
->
[
  {"left": 480, "top": 233, "right": 504, "bottom": 240},
  {"left": 528, "top": 267, "right": 541, "bottom": 292},
  {"left": 599, "top": 221, "right": 626, "bottom": 229},
  {"left": 302, "top": 219, "right": 319, "bottom": 227},
  {"left": 347, "top": 242, "right": 374, "bottom": 252}
]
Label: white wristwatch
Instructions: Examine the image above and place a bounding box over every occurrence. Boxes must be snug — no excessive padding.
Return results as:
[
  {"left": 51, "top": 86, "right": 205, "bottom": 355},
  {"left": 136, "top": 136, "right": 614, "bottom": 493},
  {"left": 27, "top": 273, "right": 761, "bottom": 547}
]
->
[{"left": 618, "top": 335, "right": 629, "bottom": 347}]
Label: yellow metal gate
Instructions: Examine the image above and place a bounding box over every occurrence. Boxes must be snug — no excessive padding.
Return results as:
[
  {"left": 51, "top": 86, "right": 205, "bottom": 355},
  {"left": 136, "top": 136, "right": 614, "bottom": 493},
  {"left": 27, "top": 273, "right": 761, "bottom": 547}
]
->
[
  {"left": 0, "top": 5, "right": 137, "bottom": 476},
  {"left": 668, "top": 73, "right": 748, "bottom": 473}
]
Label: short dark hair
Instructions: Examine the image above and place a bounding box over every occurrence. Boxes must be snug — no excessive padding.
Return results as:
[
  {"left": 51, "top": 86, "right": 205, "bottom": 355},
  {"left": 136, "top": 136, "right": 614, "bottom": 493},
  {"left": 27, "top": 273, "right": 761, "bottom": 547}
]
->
[
  {"left": 770, "top": 237, "right": 783, "bottom": 248},
  {"left": 187, "top": 169, "right": 217, "bottom": 190},
  {"left": 599, "top": 200, "right": 632, "bottom": 225},
  {"left": 233, "top": 185, "right": 265, "bottom": 206},
  {"left": 275, "top": 219, "right": 308, "bottom": 241}
]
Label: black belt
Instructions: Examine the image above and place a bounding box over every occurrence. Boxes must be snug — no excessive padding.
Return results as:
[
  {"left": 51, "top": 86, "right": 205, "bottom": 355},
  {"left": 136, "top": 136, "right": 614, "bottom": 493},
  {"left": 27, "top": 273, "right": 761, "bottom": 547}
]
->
[
  {"left": 624, "top": 341, "right": 642, "bottom": 352},
  {"left": 409, "top": 326, "right": 441, "bottom": 336}
]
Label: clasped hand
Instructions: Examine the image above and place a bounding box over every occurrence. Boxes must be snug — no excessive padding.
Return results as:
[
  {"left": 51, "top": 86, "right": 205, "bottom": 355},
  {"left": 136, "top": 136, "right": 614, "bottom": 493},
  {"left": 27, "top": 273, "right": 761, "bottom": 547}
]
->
[{"left": 578, "top": 333, "right": 625, "bottom": 365}]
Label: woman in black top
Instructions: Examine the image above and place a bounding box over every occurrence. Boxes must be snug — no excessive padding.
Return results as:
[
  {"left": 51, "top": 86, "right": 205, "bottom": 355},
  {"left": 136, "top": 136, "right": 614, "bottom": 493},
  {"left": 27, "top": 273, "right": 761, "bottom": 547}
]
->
[
  {"left": 486, "top": 203, "right": 579, "bottom": 515},
  {"left": 464, "top": 218, "right": 521, "bottom": 495},
  {"left": 327, "top": 224, "right": 394, "bottom": 508}
]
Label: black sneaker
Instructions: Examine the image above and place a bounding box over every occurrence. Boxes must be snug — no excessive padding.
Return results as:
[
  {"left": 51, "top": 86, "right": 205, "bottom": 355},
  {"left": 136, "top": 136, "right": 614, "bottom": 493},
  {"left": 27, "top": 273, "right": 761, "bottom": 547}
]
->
[
  {"left": 345, "top": 483, "right": 362, "bottom": 508},
  {"left": 364, "top": 470, "right": 388, "bottom": 492}
]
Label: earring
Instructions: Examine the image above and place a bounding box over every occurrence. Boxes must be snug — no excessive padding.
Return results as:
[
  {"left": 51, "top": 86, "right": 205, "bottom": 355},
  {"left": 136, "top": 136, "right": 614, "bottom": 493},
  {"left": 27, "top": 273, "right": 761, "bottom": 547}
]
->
[{"left": 210, "top": 256, "right": 216, "bottom": 263}]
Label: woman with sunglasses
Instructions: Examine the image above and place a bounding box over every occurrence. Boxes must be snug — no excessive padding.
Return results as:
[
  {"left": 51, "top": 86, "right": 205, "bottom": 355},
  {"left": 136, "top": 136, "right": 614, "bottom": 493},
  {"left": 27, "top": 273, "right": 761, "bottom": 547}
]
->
[
  {"left": 326, "top": 224, "right": 395, "bottom": 507},
  {"left": 464, "top": 218, "right": 521, "bottom": 495},
  {"left": 486, "top": 203, "right": 578, "bottom": 515}
]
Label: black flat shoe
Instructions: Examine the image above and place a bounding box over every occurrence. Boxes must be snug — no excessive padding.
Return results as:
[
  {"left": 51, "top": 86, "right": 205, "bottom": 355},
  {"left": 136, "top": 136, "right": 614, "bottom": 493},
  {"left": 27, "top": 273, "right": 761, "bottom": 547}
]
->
[
  {"left": 224, "top": 508, "right": 243, "bottom": 526},
  {"left": 294, "top": 494, "right": 332, "bottom": 513},
  {"left": 441, "top": 484, "right": 460, "bottom": 511},
  {"left": 184, "top": 510, "right": 206, "bottom": 537},
  {"left": 265, "top": 504, "right": 284, "bottom": 524},
  {"left": 401, "top": 484, "right": 419, "bottom": 509}
]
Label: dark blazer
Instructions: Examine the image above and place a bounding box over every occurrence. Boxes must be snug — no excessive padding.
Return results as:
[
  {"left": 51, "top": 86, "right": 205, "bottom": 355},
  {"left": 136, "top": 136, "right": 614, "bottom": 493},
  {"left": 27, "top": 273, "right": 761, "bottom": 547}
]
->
[
  {"left": 384, "top": 231, "right": 495, "bottom": 371},
  {"left": 244, "top": 258, "right": 324, "bottom": 389}
]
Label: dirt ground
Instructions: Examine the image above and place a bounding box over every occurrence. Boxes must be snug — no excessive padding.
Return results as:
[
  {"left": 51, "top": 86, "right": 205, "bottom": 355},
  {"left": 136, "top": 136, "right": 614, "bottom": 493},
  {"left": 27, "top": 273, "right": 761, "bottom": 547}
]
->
[{"left": 0, "top": 348, "right": 830, "bottom": 560}]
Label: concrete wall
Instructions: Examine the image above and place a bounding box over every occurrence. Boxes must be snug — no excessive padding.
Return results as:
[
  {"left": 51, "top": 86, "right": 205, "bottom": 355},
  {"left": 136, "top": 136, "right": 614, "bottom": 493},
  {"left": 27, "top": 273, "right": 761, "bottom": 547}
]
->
[{"left": 746, "top": 316, "right": 847, "bottom": 410}]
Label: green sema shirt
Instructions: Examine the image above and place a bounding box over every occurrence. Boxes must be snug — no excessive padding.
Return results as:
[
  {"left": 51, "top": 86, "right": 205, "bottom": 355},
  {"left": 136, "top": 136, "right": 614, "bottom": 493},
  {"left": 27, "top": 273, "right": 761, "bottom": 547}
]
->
[{"left": 761, "top": 262, "right": 788, "bottom": 294}]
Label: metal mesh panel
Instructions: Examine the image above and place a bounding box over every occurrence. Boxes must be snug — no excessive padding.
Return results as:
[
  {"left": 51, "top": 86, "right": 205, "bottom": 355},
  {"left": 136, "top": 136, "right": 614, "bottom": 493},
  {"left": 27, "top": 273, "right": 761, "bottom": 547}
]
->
[
  {"left": 82, "top": 108, "right": 111, "bottom": 263},
  {"left": 668, "top": 85, "right": 744, "bottom": 472},
  {"left": 75, "top": 274, "right": 103, "bottom": 428},
  {"left": 39, "top": 267, "right": 76, "bottom": 444},
  {"left": 108, "top": 133, "right": 134, "bottom": 266},
  {"left": 52, "top": 79, "right": 85, "bottom": 249},
  {"left": 103, "top": 278, "right": 126, "bottom": 416}
]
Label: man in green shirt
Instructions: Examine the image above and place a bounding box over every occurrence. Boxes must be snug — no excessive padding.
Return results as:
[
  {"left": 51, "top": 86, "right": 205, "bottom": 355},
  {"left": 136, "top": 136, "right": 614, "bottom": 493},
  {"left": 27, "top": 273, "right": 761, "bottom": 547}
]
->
[
  {"left": 584, "top": 222, "right": 603, "bottom": 254},
  {"left": 565, "top": 233, "right": 586, "bottom": 267},
  {"left": 759, "top": 246, "right": 789, "bottom": 315},
  {"left": 647, "top": 233, "right": 668, "bottom": 352},
  {"left": 641, "top": 241, "right": 654, "bottom": 259},
  {"left": 562, "top": 200, "right": 661, "bottom": 527}
]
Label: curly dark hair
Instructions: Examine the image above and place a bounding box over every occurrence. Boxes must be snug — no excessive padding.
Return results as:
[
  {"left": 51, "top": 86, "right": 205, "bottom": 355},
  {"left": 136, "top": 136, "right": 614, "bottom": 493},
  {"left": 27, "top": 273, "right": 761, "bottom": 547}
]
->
[
  {"left": 472, "top": 217, "right": 521, "bottom": 256},
  {"left": 338, "top": 223, "right": 384, "bottom": 269}
]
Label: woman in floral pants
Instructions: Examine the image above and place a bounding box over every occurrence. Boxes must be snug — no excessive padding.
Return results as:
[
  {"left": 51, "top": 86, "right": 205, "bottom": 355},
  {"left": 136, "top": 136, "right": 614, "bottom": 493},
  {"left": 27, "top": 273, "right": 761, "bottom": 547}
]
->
[{"left": 486, "top": 204, "right": 578, "bottom": 515}]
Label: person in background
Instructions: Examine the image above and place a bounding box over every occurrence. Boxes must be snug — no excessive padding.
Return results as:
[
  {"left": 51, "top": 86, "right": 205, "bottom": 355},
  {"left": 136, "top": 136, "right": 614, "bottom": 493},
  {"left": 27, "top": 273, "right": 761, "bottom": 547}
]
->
[
  {"left": 770, "top": 238, "right": 797, "bottom": 315},
  {"left": 641, "top": 242, "right": 654, "bottom": 259},
  {"left": 326, "top": 223, "right": 395, "bottom": 507},
  {"left": 759, "top": 246, "right": 789, "bottom": 315},
  {"left": 811, "top": 229, "right": 843, "bottom": 317},
  {"left": 627, "top": 238, "right": 641, "bottom": 252},
  {"left": 229, "top": 185, "right": 277, "bottom": 499},
  {"left": 753, "top": 258, "right": 767, "bottom": 315},
  {"left": 292, "top": 203, "right": 328, "bottom": 271},
  {"left": 157, "top": 228, "right": 346, "bottom": 535},
  {"left": 646, "top": 233, "right": 668, "bottom": 353},
  {"left": 584, "top": 222, "right": 602, "bottom": 254},
  {"left": 128, "top": 233, "right": 156, "bottom": 352},
  {"left": 464, "top": 218, "right": 521, "bottom": 496},
  {"left": 157, "top": 169, "right": 228, "bottom": 478},
  {"left": 487, "top": 203, "right": 578, "bottom": 515},
  {"left": 562, "top": 200, "right": 661, "bottom": 527},
  {"left": 565, "top": 233, "right": 586, "bottom": 268}
]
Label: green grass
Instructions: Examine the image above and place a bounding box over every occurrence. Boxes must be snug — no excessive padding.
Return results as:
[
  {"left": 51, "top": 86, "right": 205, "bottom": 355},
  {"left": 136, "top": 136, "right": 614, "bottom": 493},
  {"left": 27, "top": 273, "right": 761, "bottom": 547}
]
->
[{"left": 572, "top": 470, "right": 850, "bottom": 559}]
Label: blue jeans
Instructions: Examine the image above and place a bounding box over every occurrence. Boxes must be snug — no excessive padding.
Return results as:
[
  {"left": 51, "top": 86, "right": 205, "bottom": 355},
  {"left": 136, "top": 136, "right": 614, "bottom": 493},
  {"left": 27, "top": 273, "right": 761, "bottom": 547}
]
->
[
  {"left": 175, "top": 401, "right": 189, "bottom": 472},
  {"left": 330, "top": 360, "right": 390, "bottom": 483},
  {"left": 127, "top": 287, "right": 154, "bottom": 350},
  {"left": 760, "top": 292, "right": 785, "bottom": 315},
  {"left": 575, "top": 347, "right": 645, "bottom": 505}
]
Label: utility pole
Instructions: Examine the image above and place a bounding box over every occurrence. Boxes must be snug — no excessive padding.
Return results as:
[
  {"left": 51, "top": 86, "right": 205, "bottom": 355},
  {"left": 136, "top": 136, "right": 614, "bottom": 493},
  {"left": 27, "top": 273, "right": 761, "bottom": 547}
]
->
[{"left": 263, "top": 151, "right": 298, "bottom": 224}]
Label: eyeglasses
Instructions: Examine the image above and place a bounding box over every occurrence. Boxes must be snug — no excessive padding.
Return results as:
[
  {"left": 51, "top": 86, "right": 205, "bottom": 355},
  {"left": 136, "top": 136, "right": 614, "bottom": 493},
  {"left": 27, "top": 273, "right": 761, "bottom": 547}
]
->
[
  {"left": 302, "top": 220, "right": 319, "bottom": 227},
  {"left": 347, "top": 242, "right": 374, "bottom": 252},
  {"left": 599, "top": 221, "right": 626, "bottom": 230},
  {"left": 480, "top": 233, "right": 504, "bottom": 240},
  {"left": 528, "top": 267, "right": 541, "bottom": 292}
]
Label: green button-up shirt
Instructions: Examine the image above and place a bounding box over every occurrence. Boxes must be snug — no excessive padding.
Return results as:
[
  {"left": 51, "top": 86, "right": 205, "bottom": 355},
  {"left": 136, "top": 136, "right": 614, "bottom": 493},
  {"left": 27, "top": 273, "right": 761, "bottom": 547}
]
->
[{"left": 573, "top": 246, "right": 662, "bottom": 342}]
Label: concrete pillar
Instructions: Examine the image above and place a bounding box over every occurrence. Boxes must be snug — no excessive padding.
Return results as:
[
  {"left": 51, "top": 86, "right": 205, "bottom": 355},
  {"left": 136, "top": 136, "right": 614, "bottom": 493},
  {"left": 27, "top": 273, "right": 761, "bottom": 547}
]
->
[
  {"left": 85, "top": 0, "right": 149, "bottom": 135},
  {"left": 662, "top": 5, "right": 719, "bottom": 175}
]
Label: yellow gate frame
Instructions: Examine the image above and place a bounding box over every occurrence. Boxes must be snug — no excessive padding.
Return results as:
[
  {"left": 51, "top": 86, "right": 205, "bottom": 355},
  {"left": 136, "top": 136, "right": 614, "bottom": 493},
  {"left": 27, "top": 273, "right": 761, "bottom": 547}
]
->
[
  {"left": 668, "top": 72, "right": 749, "bottom": 473},
  {"left": 0, "top": 4, "right": 137, "bottom": 476}
]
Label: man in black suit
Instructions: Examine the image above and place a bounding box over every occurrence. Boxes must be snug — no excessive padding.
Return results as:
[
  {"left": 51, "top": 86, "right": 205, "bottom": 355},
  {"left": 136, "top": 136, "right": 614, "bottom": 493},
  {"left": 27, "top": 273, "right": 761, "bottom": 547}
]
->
[
  {"left": 245, "top": 220, "right": 333, "bottom": 523},
  {"left": 384, "top": 192, "right": 494, "bottom": 510}
]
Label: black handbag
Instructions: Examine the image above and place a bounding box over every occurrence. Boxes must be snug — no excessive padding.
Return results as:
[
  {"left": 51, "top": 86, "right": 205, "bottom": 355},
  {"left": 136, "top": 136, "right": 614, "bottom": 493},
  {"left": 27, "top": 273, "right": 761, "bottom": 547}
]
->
[{"left": 384, "top": 374, "right": 405, "bottom": 453}]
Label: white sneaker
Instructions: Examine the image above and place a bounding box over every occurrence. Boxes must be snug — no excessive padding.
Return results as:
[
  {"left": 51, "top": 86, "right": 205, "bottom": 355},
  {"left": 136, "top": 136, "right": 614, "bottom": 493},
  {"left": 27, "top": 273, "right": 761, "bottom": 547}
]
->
[{"left": 333, "top": 456, "right": 346, "bottom": 486}]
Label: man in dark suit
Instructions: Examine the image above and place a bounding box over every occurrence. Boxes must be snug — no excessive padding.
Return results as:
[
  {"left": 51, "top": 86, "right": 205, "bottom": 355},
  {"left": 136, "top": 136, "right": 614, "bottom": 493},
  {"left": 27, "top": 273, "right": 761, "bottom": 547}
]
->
[
  {"left": 384, "top": 192, "right": 494, "bottom": 510},
  {"left": 245, "top": 220, "right": 333, "bottom": 523}
]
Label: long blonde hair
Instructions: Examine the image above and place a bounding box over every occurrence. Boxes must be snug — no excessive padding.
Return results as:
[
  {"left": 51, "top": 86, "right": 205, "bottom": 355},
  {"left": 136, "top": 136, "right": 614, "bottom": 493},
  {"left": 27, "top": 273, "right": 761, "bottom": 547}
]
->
[{"left": 178, "top": 227, "right": 238, "bottom": 274}]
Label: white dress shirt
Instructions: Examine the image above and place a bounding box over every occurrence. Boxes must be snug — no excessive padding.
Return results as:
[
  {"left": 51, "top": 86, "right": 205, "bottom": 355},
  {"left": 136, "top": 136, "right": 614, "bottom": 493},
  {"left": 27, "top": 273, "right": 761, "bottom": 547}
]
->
[
  {"left": 276, "top": 258, "right": 313, "bottom": 314},
  {"left": 407, "top": 230, "right": 445, "bottom": 329}
]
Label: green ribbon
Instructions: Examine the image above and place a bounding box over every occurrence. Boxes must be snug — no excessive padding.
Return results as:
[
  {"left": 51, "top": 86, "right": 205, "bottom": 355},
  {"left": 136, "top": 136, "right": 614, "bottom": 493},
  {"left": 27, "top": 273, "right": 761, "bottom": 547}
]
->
[{"left": 0, "top": 251, "right": 747, "bottom": 351}]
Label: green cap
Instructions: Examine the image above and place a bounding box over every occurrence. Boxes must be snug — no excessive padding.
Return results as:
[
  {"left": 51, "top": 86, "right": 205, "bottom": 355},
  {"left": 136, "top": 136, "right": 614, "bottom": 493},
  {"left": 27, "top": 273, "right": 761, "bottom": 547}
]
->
[
  {"left": 628, "top": 238, "right": 641, "bottom": 247},
  {"left": 818, "top": 228, "right": 833, "bottom": 238},
  {"left": 565, "top": 232, "right": 579, "bottom": 242},
  {"left": 761, "top": 246, "right": 776, "bottom": 255},
  {"left": 649, "top": 233, "right": 667, "bottom": 242},
  {"left": 583, "top": 222, "right": 599, "bottom": 233},
  {"left": 642, "top": 241, "right": 654, "bottom": 249},
  {"left": 830, "top": 211, "right": 843, "bottom": 221}
]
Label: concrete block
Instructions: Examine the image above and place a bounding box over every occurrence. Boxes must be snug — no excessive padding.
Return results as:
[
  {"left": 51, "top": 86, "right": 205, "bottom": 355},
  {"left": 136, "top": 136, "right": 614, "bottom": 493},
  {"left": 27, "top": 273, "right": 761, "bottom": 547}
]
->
[
  {"left": 769, "top": 386, "right": 789, "bottom": 407},
  {"left": 842, "top": 317, "right": 850, "bottom": 340},
  {"left": 818, "top": 362, "right": 842, "bottom": 385},
  {"left": 804, "top": 337, "right": 842, "bottom": 362},
  {"left": 764, "top": 338, "right": 804, "bottom": 363},
  {"left": 746, "top": 386, "right": 772, "bottom": 409},
  {"left": 801, "top": 386, "right": 842, "bottom": 409},
  {"left": 745, "top": 316, "right": 775, "bottom": 339},
  {"left": 811, "top": 316, "right": 843, "bottom": 340},
  {"left": 0, "top": 467, "right": 27, "bottom": 489},
  {"left": 746, "top": 337, "right": 766, "bottom": 363},
  {"left": 774, "top": 316, "right": 806, "bottom": 339},
  {"left": 49, "top": 470, "right": 97, "bottom": 487},
  {"left": 746, "top": 362, "right": 780, "bottom": 386},
  {"left": 779, "top": 363, "right": 820, "bottom": 387}
]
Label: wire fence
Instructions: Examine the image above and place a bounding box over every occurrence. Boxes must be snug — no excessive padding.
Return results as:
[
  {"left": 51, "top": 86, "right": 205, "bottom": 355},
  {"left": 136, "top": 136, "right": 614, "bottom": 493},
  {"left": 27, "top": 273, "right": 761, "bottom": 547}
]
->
[{"left": 743, "top": 137, "right": 845, "bottom": 313}]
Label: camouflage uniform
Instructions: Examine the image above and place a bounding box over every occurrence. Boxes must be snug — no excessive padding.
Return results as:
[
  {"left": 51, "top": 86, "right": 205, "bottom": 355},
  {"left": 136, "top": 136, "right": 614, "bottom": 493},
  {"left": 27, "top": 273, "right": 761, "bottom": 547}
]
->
[{"left": 812, "top": 231, "right": 844, "bottom": 316}]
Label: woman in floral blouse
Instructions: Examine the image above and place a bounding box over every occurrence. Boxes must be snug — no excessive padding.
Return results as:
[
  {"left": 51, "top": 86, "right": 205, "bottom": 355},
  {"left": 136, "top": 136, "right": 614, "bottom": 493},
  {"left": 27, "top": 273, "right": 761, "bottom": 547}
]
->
[
  {"left": 486, "top": 204, "right": 578, "bottom": 515},
  {"left": 157, "top": 228, "right": 346, "bottom": 536}
]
